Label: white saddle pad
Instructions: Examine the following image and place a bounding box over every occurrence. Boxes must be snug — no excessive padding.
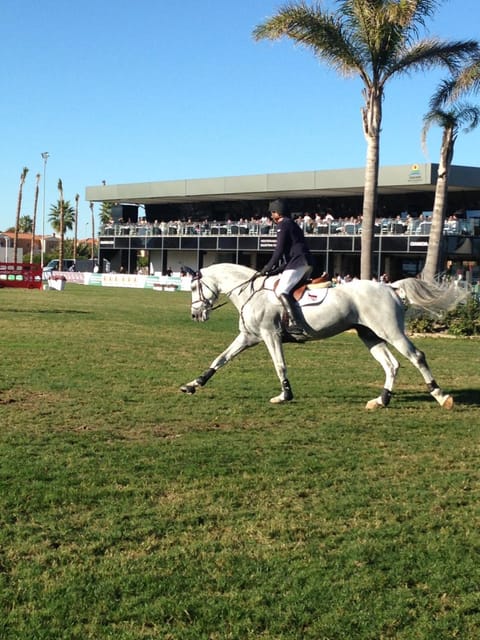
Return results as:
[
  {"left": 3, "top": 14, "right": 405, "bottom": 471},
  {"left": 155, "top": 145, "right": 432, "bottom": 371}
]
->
[{"left": 298, "top": 284, "right": 329, "bottom": 307}]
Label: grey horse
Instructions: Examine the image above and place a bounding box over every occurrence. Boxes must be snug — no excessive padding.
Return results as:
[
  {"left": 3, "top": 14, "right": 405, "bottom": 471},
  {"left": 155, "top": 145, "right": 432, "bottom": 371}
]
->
[{"left": 181, "top": 264, "right": 466, "bottom": 408}]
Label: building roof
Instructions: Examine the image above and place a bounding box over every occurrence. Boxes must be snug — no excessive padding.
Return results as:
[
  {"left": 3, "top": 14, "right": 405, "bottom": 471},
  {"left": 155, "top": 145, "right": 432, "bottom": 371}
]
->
[{"left": 85, "top": 163, "right": 480, "bottom": 206}]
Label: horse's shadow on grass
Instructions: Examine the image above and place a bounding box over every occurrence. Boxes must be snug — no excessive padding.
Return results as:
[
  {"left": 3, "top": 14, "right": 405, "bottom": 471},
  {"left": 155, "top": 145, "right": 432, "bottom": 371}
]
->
[
  {"left": 449, "top": 388, "right": 480, "bottom": 406},
  {"left": 404, "top": 388, "right": 479, "bottom": 406}
]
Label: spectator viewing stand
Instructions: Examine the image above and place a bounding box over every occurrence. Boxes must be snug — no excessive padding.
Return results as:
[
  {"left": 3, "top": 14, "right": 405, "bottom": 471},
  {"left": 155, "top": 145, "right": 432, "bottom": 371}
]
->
[{"left": 86, "top": 163, "right": 480, "bottom": 280}]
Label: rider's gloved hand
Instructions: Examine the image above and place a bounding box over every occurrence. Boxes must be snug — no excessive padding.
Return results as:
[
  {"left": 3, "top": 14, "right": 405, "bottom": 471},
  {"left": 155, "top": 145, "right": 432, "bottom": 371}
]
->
[{"left": 259, "top": 267, "right": 270, "bottom": 276}]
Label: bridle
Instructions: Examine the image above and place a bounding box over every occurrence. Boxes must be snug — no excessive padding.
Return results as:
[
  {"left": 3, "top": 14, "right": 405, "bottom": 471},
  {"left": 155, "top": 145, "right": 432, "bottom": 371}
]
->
[
  {"left": 192, "top": 273, "right": 219, "bottom": 311},
  {"left": 191, "top": 271, "right": 263, "bottom": 319}
]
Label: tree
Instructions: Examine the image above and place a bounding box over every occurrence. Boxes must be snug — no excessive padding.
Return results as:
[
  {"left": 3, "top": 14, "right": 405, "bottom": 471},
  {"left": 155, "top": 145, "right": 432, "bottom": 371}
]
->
[
  {"left": 49, "top": 199, "right": 76, "bottom": 234},
  {"left": 253, "top": 1, "right": 479, "bottom": 279},
  {"left": 99, "top": 201, "right": 113, "bottom": 226},
  {"left": 421, "top": 102, "right": 480, "bottom": 282},
  {"left": 48, "top": 180, "right": 75, "bottom": 271},
  {"left": 14, "top": 167, "right": 28, "bottom": 262},
  {"left": 30, "top": 173, "right": 40, "bottom": 263},
  {"left": 75, "top": 240, "right": 93, "bottom": 258},
  {"left": 18, "top": 215, "right": 33, "bottom": 233}
]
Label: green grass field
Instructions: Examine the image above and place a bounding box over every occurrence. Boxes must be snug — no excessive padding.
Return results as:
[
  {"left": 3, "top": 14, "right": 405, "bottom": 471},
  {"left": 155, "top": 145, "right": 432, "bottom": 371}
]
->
[{"left": 1, "top": 285, "right": 479, "bottom": 639}]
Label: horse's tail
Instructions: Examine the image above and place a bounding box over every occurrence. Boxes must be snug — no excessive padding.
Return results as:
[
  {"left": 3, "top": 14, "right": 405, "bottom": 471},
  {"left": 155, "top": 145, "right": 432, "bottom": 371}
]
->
[{"left": 391, "top": 277, "right": 469, "bottom": 316}]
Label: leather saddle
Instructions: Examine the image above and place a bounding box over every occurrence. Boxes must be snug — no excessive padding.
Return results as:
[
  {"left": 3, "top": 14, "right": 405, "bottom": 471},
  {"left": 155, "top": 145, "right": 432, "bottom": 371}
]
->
[{"left": 273, "top": 274, "right": 331, "bottom": 301}]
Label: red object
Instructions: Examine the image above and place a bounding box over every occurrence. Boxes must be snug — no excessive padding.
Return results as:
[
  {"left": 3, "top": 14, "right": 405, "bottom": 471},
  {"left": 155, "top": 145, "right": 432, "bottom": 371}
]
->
[{"left": 0, "top": 262, "right": 43, "bottom": 289}]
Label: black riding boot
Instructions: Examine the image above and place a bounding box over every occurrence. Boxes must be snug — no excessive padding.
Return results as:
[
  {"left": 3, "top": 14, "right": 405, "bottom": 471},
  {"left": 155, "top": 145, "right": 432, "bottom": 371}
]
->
[{"left": 278, "top": 293, "right": 308, "bottom": 336}]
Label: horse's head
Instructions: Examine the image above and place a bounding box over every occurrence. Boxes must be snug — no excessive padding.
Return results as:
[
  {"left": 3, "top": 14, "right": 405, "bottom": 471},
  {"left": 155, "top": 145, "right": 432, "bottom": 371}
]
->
[{"left": 190, "top": 272, "right": 219, "bottom": 322}]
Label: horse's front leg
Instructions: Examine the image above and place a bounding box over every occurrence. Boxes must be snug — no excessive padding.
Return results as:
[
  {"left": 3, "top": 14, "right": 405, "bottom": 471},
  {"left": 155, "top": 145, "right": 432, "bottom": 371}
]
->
[
  {"left": 180, "top": 332, "right": 258, "bottom": 395},
  {"left": 262, "top": 332, "right": 293, "bottom": 404}
]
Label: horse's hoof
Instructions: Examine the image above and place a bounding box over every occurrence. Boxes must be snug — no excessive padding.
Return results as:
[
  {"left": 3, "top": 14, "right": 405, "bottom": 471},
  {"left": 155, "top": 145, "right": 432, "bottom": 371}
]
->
[
  {"left": 441, "top": 395, "right": 454, "bottom": 410},
  {"left": 180, "top": 384, "right": 196, "bottom": 395},
  {"left": 365, "top": 398, "right": 382, "bottom": 410},
  {"left": 270, "top": 394, "right": 289, "bottom": 404}
]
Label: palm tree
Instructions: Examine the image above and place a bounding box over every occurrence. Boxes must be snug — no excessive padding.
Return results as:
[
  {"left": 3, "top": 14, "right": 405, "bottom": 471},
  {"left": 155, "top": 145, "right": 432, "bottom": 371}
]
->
[
  {"left": 253, "top": 1, "right": 479, "bottom": 279},
  {"left": 30, "top": 173, "right": 41, "bottom": 263},
  {"left": 14, "top": 167, "right": 28, "bottom": 262},
  {"left": 420, "top": 57, "right": 480, "bottom": 281},
  {"left": 48, "top": 180, "right": 75, "bottom": 271},
  {"left": 18, "top": 215, "right": 33, "bottom": 233},
  {"left": 421, "top": 102, "right": 480, "bottom": 282},
  {"left": 99, "top": 201, "right": 113, "bottom": 226},
  {"left": 49, "top": 199, "right": 76, "bottom": 234}
]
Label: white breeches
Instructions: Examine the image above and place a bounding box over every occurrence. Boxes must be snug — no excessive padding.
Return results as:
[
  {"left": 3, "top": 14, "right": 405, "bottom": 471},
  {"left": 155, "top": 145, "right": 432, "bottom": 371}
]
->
[{"left": 276, "top": 265, "right": 312, "bottom": 296}]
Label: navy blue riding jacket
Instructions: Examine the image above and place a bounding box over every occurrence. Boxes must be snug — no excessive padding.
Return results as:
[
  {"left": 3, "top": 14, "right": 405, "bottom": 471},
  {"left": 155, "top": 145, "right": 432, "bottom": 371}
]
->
[{"left": 263, "top": 217, "right": 312, "bottom": 274}]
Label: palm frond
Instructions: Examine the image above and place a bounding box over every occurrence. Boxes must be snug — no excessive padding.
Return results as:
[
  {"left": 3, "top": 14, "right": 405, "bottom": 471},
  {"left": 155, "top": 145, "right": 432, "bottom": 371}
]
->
[
  {"left": 399, "top": 0, "right": 443, "bottom": 40},
  {"left": 447, "top": 57, "right": 480, "bottom": 101},
  {"left": 455, "top": 102, "right": 480, "bottom": 133},
  {"left": 429, "top": 77, "right": 457, "bottom": 109},
  {"left": 253, "top": 2, "right": 365, "bottom": 77},
  {"left": 387, "top": 38, "right": 479, "bottom": 79}
]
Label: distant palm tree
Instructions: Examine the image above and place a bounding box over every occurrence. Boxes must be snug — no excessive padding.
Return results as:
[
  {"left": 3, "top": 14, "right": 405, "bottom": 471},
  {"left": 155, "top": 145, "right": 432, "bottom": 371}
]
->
[
  {"left": 253, "top": 1, "right": 479, "bottom": 279},
  {"left": 424, "top": 55, "right": 480, "bottom": 277},
  {"left": 49, "top": 199, "right": 76, "bottom": 234},
  {"left": 421, "top": 101, "right": 480, "bottom": 281},
  {"left": 48, "top": 180, "right": 74, "bottom": 271},
  {"left": 99, "top": 201, "right": 112, "bottom": 226},
  {"left": 14, "top": 167, "right": 28, "bottom": 262},
  {"left": 30, "top": 173, "right": 41, "bottom": 263},
  {"left": 18, "top": 215, "right": 33, "bottom": 233}
]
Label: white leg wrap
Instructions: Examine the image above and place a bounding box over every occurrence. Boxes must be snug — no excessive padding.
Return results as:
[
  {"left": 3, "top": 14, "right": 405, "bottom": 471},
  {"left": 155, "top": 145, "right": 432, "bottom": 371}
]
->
[
  {"left": 431, "top": 387, "right": 454, "bottom": 409},
  {"left": 365, "top": 396, "right": 384, "bottom": 410}
]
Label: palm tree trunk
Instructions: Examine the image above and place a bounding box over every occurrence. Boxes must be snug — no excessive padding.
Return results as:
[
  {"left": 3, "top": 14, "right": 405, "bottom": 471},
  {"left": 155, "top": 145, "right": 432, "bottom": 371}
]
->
[
  {"left": 74, "top": 194, "right": 79, "bottom": 262},
  {"left": 90, "top": 202, "right": 95, "bottom": 260},
  {"left": 360, "top": 89, "right": 382, "bottom": 280},
  {"left": 30, "top": 173, "right": 40, "bottom": 263},
  {"left": 14, "top": 167, "right": 29, "bottom": 263},
  {"left": 58, "top": 179, "right": 64, "bottom": 271},
  {"left": 422, "top": 129, "right": 454, "bottom": 282}
]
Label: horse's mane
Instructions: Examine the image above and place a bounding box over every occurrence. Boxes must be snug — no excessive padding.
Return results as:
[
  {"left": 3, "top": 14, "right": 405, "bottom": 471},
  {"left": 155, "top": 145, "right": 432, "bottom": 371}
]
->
[{"left": 202, "top": 263, "right": 255, "bottom": 280}]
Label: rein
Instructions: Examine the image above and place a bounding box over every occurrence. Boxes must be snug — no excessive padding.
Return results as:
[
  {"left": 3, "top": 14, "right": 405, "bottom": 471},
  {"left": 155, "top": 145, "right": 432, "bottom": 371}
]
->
[{"left": 211, "top": 300, "right": 229, "bottom": 312}]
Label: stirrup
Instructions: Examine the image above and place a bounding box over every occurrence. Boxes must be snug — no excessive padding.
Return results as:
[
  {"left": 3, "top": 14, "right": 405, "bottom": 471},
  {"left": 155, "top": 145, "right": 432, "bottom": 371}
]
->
[{"left": 286, "top": 321, "right": 308, "bottom": 337}]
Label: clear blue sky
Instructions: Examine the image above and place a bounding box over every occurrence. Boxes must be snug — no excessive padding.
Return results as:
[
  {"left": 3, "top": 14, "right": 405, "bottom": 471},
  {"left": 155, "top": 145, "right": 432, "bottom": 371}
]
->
[{"left": 1, "top": 0, "right": 479, "bottom": 236}]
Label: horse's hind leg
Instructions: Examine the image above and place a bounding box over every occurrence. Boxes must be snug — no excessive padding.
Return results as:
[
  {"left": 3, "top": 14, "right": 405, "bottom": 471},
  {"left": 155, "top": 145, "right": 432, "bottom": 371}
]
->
[
  {"left": 357, "top": 327, "right": 399, "bottom": 409},
  {"left": 391, "top": 335, "right": 453, "bottom": 409}
]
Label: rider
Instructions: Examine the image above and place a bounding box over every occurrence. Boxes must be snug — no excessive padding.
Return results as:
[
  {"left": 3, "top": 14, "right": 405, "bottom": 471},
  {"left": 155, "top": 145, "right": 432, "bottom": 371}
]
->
[{"left": 259, "top": 199, "right": 313, "bottom": 335}]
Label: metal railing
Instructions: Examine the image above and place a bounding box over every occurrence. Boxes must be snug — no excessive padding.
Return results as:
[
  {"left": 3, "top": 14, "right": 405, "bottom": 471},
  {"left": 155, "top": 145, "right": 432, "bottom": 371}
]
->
[{"left": 99, "top": 217, "right": 477, "bottom": 238}]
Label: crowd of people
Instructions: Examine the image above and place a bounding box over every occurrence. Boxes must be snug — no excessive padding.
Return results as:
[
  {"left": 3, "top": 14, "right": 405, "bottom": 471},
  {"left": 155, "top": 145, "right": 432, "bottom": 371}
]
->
[{"left": 101, "top": 211, "right": 475, "bottom": 238}]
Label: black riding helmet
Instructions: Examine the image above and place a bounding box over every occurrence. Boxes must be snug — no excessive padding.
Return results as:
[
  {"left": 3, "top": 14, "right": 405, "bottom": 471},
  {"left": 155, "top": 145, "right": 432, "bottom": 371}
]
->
[{"left": 268, "top": 199, "right": 290, "bottom": 217}]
